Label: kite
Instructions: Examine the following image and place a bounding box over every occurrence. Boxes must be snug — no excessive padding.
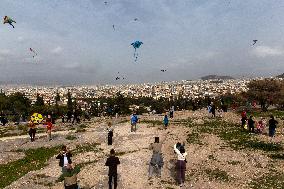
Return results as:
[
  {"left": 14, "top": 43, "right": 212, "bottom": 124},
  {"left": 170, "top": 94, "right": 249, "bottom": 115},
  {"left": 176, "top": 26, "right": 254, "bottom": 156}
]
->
[
  {"left": 134, "top": 18, "right": 138, "bottom": 21},
  {"left": 112, "top": 24, "right": 115, "bottom": 31},
  {"left": 31, "top": 113, "right": 43, "bottom": 124},
  {"left": 161, "top": 69, "right": 167, "bottom": 72},
  {"left": 115, "top": 77, "right": 120, "bottom": 80},
  {"left": 104, "top": 1, "right": 108, "bottom": 5},
  {"left": 131, "top": 41, "right": 143, "bottom": 62},
  {"left": 252, "top": 40, "right": 258, "bottom": 46},
  {"left": 29, "top": 48, "right": 38, "bottom": 58},
  {"left": 3, "top": 16, "right": 16, "bottom": 28}
]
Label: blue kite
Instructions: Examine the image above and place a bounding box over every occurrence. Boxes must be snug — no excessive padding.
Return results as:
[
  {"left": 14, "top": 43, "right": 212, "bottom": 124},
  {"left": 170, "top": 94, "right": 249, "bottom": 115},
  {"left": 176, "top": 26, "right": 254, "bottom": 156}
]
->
[{"left": 131, "top": 41, "right": 143, "bottom": 62}]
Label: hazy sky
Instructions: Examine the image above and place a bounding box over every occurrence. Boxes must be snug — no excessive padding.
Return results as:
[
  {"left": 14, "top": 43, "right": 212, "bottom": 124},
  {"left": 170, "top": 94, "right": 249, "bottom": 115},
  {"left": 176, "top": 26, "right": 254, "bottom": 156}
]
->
[{"left": 1, "top": 0, "right": 284, "bottom": 85}]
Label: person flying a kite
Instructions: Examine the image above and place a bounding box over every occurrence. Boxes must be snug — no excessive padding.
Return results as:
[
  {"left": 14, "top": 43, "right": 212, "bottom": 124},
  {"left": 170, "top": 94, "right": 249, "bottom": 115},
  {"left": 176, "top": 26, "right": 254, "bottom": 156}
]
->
[
  {"left": 3, "top": 16, "right": 16, "bottom": 28},
  {"left": 131, "top": 41, "right": 143, "bottom": 62}
]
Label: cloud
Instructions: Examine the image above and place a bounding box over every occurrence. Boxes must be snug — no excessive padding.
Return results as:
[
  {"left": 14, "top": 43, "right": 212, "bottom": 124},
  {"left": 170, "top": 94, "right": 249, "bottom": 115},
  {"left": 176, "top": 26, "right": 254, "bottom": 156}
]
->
[
  {"left": 0, "top": 49, "right": 12, "bottom": 56},
  {"left": 51, "top": 46, "right": 63, "bottom": 54},
  {"left": 251, "top": 46, "right": 284, "bottom": 58}
]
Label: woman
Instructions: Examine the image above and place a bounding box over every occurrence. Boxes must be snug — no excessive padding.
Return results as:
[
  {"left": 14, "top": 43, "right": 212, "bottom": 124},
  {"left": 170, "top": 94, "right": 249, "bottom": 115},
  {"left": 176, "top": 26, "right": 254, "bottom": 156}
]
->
[
  {"left": 174, "top": 143, "right": 187, "bottom": 187},
  {"left": 28, "top": 121, "right": 37, "bottom": 142}
]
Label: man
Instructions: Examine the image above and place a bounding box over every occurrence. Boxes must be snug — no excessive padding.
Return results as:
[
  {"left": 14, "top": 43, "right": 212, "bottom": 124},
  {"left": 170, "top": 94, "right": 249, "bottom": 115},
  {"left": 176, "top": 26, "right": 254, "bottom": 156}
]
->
[
  {"left": 148, "top": 136, "right": 168, "bottom": 180},
  {"left": 248, "top": 115, "right": 255, "bottom": 133},
  {"left": 56, "top": 145, "right": 72, "bottom": 173},
  {"left": 107, "top": 122, "right": 114, "bottom": 145},
  {"left": 105, "top": 149, "right": 120, "bottom": 189},
  {"left": 269, "top": 115, "right": 278, "bottom": 137},
  {"left": 130, "top": 112, "right": 138, "bottom": 132}
]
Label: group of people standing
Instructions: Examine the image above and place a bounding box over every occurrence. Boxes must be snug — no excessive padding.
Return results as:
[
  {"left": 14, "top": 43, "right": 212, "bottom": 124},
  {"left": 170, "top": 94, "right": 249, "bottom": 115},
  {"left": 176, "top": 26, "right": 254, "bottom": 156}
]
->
[
  {"left": 28, "top": 118, "right": 53, "bottom": 142},
  {"left": 241, "top": 110, "right": 278, "bottom": 137}
]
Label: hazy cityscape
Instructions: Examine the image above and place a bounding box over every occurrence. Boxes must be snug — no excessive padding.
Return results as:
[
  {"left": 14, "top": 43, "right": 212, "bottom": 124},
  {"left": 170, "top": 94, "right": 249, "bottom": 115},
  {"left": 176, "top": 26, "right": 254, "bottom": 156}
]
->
[{"left": 0, "top": 78, "right": 257, "bottom": 105}]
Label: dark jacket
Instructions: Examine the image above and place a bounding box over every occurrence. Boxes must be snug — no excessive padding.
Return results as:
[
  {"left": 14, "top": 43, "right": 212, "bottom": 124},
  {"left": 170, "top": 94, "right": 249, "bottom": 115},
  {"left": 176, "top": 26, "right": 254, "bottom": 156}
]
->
[
  {"left": 105, "top": 156, "right": 120, "bottom": 175},
  {"left": 269, "top": 119, "right": 278, "bottom": 129},
  {"left": 56, "top": 152, "right": 72, "bottom": 167}
]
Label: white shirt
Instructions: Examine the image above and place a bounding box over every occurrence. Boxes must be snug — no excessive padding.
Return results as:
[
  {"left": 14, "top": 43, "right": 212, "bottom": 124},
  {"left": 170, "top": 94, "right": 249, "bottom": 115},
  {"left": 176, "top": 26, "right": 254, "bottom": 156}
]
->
[
  {"left": 174, "top": 144, "right": 187, "bottom": 161},
  {"left": 63, "top": 154, "right": 68, "bottom": 167}
]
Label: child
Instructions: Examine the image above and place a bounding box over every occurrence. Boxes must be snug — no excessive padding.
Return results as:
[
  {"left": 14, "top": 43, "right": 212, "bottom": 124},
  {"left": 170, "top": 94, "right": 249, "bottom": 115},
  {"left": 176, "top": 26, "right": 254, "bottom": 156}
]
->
[
  {"left": 3, "top": 16, "right": 16, "bottom": 28},
  {"left": 44, "top": 118, "right": 53, "bottom": 141},
  {"left": 130, "top": 112, "right": 138, "bottom": 132},
  {"left": 105, "top": 149, "right": 120, "bottom": 189},
  {"left": 256, "top": 118, "right": 265, "bottom": 134},
  {"left": 163, "top": 114, "right": 169, "bottom": 129}
]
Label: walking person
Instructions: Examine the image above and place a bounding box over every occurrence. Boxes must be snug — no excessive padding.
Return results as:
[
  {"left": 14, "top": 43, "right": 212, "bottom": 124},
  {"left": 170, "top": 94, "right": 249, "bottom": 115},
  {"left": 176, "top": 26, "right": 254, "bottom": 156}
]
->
[
  {"left": 148, "top": 136, "right": 167, "bottom": 180},
  {"left": 163, "top": 114, "right": 169, "bottom": 129},
  {"left": 107, "top": 122, "right": 114, "bottom": 145},
  {"left": 44, "top": 118, "right": 53, "bottom": 141},
  {"left": 63, "top": 163, "right": 80, "bottom": 189},
  {"left": 174, "top": 143, "right": 187, "bottom": 187},
  {"left": 269, "top": 115, "right": 278, "bottom": 137},
  {"left": 130, "top": 112, "right": 138, "bottom": 132},
  {"left": 28, "top": 121, "right": 37, "bottom": 142},
  {"left": 56, "top": 145, "right": 72, "bottom": 173},
  {"left": 105, "top": 149, "right": 120, "bottom": 189},
  {"left": 248, "top": 115, "right": 255, "bottom": 133}
]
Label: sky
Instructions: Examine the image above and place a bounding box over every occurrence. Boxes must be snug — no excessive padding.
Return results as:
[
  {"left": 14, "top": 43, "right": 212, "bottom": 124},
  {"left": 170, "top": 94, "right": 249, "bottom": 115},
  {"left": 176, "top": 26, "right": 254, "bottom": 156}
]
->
[{"left": 1, "top": 0, "right": 284, "bottom": 85}]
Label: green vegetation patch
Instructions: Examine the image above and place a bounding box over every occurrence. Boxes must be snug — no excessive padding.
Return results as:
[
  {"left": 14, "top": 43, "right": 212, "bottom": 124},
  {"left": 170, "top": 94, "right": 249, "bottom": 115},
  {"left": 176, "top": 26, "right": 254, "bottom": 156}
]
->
[
  {"left": 187, "top": 132, "right": 203, "bottom": 145},
  {"left": 250, "top": 171, "right": 284, "bottom": 189},
  {"left": 72, "top": 142, "right": 101, "bottom": 155},
  {"left": 65, "top": 135, "right": 77, "bottom": 140},
  {"left": 204, "top": 168, "right": 231, "bottom": 182},
  {"left": 0, "top": 146, "right": 60, "bottom": 188},
  {"left": 199, "top": 120, "right": 283, "bottom": 152}
]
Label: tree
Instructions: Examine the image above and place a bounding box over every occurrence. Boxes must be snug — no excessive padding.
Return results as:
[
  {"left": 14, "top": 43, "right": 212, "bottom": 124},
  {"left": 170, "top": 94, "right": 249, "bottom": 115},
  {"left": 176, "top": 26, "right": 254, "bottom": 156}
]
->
[
  {"left": 247, "top": 79, "right": 283, "bottom": 111},
  {"left": 67, "top": 90, "right": 73, "bottom": 113},
  {"left": 34, "top": 93, "right": 44, "bottom": 106}
]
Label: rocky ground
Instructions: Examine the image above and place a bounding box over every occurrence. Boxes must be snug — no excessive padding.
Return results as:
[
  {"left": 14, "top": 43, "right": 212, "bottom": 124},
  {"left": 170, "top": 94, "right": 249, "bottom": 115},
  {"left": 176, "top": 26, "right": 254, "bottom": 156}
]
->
[{"left": 1, "top": 110, "right": 284, "bottom": 189}]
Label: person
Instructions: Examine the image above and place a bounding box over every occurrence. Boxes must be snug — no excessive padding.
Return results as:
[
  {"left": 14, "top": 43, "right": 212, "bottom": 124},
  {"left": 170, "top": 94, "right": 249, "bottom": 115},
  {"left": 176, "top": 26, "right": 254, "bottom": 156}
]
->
[
  {"left": 28, "top": 121, "right": 37, "bottom": 142},
  {"left": 148, "top": 136, "right": 166, "bottom": 180},
  {"left": 163, "top": 114, "right": 169, "bottom": 129},
  {"left": 62, "top": 115, "right": 65, "bottom": 123},
  {"left": 174, "top": 143, "right": 187, "bottom": 187},
  {"left": 241, "top": 116, "right": 247, "bottom": 129},
  {"left": 169, "top": 109, "right": 174, "bottom": 118},
  {"left": 130, "top": 112, "right": 138, "bottom": 132},
  {"left": 269, "top": 115, "right": 278, "bottom": 137},
  {"left": 241, "top": 109, "right": 247, "bottom": 119},
  {"left": 248, "top": 115, "right": 255, "bottom": 133},
  {"left": 62, "top": 163, "right": 80, "bottom": 189},
  {"left": 67, "top": 111, "right": 72, "bottom": 122},
  {"left": 256, "top": 118, "right": 265, "bottom": 134},
  {"left": 107, "top": 122, "right": 114, "bottom": 145},
  {"left": 211, "top": 103, "right": 216, "bottom": 117},
  {"left": 44, "top": 118, "right": 53, "bottom": 141},
  {"left": 3, "top": 16, "right": 16, "bottom": 28},
  {"left": 56, "top": 145, "right": 72, "bottom": 173},
  {"left": 105, "top": 149, "right": 120, "bottom": 189}
]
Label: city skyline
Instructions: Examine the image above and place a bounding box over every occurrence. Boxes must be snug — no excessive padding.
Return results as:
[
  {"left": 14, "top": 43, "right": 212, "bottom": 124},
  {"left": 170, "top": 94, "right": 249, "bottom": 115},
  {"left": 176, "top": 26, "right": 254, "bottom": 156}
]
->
[{"left": 1, "top": 0, "right": 284, "bottom": 84}]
